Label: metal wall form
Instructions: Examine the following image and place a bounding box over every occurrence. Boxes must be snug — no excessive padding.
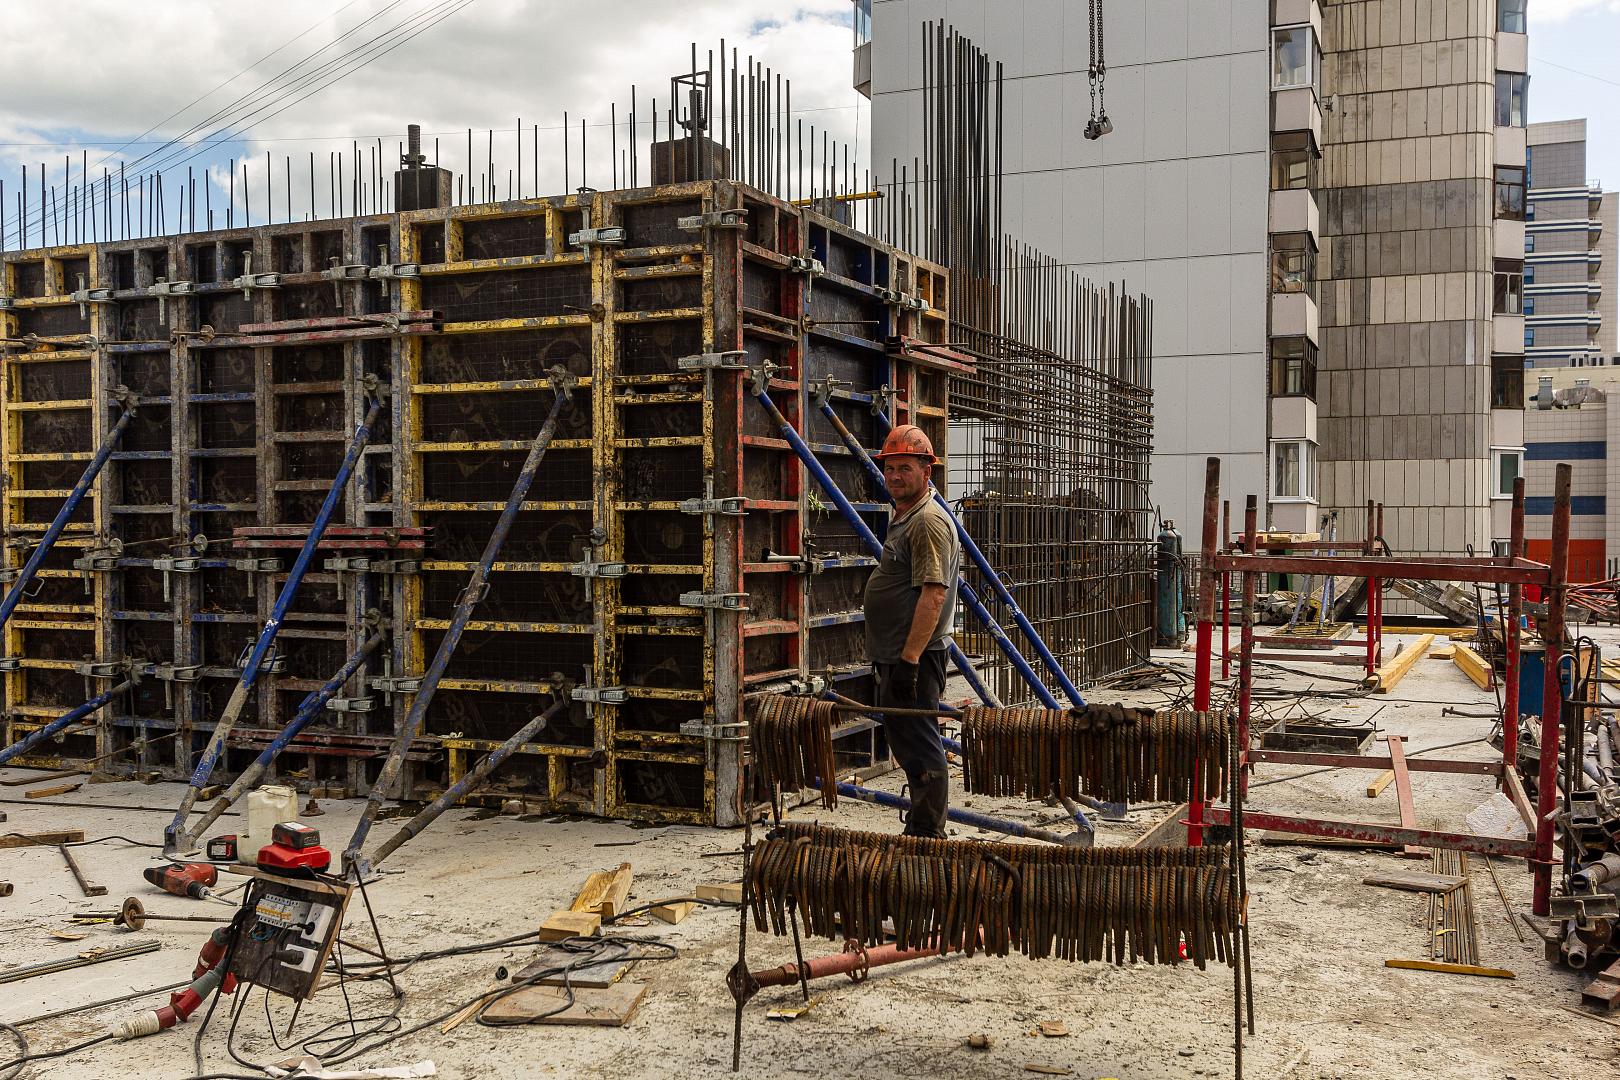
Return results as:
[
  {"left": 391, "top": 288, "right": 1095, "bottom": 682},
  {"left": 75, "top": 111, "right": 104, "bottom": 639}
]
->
[{"left": 0, "top": 179, "right": 955, "bottom": 825}]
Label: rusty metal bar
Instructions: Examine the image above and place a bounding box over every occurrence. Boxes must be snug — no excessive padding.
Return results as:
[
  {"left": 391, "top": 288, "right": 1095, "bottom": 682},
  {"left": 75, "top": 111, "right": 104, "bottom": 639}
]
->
[{"left": 1533, "top": 463, "right": 1572, "bottom": 915}]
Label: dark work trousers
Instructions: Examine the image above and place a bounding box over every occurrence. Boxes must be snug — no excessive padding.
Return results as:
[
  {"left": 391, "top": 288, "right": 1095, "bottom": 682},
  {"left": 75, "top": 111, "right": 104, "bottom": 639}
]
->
[{"left": 874, "top": 649, "right": 950, "bottom": 838}]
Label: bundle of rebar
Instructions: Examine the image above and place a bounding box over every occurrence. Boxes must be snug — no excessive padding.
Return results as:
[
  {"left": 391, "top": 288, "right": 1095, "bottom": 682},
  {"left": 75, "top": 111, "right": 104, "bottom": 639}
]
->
[
  {"left": 747, "top": 823, "right": 1239, "bottom": 969},
  {"left": 959, "top": 705, "right": 1231, "bottom": 804},
  {"left": 1427, "top": 848, "right": 1479, "bottom": 965},
  {"left": 750, "top": 695, "right": 840, "bottom": 807}
]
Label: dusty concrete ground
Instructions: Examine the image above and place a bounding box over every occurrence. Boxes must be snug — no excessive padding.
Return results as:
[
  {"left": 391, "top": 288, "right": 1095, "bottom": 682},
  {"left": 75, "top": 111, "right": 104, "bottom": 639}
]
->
[{"left": 2, "top": 635, "right": 1617, "bottom": 1079}]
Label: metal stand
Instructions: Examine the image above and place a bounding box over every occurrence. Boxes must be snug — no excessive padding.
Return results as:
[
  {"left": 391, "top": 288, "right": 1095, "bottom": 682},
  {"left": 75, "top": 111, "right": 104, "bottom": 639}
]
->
[{"left": 1193, "top": 456, "right": 1573, "bottom": 916}]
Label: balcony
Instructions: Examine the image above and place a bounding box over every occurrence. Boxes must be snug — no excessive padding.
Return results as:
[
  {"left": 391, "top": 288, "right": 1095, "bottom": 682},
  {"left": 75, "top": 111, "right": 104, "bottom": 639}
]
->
[{"left": 1269, "top": 187, "right": 1319, "bottom": 239}]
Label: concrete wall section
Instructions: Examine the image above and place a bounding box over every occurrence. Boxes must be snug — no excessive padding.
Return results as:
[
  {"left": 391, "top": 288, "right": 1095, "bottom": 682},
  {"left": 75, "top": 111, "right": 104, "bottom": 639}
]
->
[{"left": 869, "top": 0, "right": 1271, "bottom": 541}]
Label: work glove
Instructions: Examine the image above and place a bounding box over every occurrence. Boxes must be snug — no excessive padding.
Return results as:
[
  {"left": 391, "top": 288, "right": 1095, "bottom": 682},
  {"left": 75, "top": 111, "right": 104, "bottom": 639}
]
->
[{"left": 889, "top": 659, "right": 919, "bottom": 704}]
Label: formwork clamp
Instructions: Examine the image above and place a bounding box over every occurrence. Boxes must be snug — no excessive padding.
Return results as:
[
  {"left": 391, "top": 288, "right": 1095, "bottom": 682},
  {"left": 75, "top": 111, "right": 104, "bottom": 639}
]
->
[
  {"left": 677, "top": 209, "right": 748, "bottom": 231},
  {"left": 679, "top": 590, "right": 749, "bottom": 611},
  {"left": 0, "top": 656, "right": 20, "bottom": 672},
  {"left": 570, "top": 685, "right": 627, "bottom": 705},
  {"left": 567, "top": 226, "right": 625, "bottom": 249},
  {"left": 679, "top": 716, "right": 748, "bottom": 742},
  {"left": 231, "top": 252, "right": 281, "bottom": 301},
  {"left": 570, "top": 553, "right": 627, "bottom": 579},
  {"left": 326, "top": 696, "right": 378, "bottom": 714},
  {"left": 368, "top": 263, "right": 419, "bottom": 281},
  {"left": 70, "top": 275, "right": 114, "bottom": 320},
  {"left": 369, "top": 675, "right": 423, "bottom": 700},
  {"left": 322, "top": 259, "right": 370, "bottom": 304},
  {"left": 0, "top": 295, "right": 13, "bottom": 311},
  {"left": 786, "top": 256, "right": 825, "bottom": 276},
  {"left": 152, "top": 555, "right": 202, "bottom": 602},
  {"left": 677, "top": 350, "right": 747, "bottom": 372},
  {"left": 147, "top": 279, "right": 194, "bottom": 326},
  {"left": 147, "top": 662, "right": 200, "bottom": 710},
  {"left": 72, "top": 660, "right": 126, "bottom": 679},
  {"left": 678, "top": 496, "right": 747, "bottom": 516},
  {"left": 237, "top": 643, "right": 286, "bottom": 675}
]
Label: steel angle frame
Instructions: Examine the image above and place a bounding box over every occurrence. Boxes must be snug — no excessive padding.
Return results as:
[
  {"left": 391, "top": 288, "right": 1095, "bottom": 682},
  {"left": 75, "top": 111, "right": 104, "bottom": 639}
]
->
[{"left": 1192, "top": 456, "right": 1571, "bottom": 916}]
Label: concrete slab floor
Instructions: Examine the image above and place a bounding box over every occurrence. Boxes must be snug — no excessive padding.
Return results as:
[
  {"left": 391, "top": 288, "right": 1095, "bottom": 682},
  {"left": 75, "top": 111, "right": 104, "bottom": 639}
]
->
[{"left": 0, "top": 634, "right": 1617, "bottom": 1079}]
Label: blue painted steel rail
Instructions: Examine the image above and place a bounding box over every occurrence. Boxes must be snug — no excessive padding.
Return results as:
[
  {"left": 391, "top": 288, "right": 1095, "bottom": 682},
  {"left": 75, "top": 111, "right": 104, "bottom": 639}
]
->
[{"left": 0, "top": 679, "right": 132, "bottom": 766}]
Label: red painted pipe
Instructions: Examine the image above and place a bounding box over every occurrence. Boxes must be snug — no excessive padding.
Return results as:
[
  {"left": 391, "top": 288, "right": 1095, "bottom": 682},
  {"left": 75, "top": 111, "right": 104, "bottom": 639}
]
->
[
  {"left": 1534, "top": 464, "right": 1572, "bottom": 916},
  {"left": 1503, "top": 478, "right": 1524, "bottom": 770},
  {"left": 1190, "top": 457, "right": 1221, "bottom": 847},
  {"left": 750, "top": 939, "right": 952, "bottom": 990}
]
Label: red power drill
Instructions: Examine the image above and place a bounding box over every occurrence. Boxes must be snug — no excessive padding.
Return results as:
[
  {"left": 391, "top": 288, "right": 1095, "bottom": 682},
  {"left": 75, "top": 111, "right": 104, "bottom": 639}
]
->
[{"left": 143, "top": 861, "right": 219, "bottom": 900}]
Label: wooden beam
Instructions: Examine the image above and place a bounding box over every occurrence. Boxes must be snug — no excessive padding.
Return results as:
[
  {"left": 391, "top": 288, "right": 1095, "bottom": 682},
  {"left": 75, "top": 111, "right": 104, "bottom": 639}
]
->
[
  {"left": 1387, "top": 736, "right": 1425, "bottom": 859},
  {"left": 23, "top": 782, "right": 82, "bottom": 799},
  {"left": 1384, "top": 958, "right": 1514, "bottom": 979},
  {"left": 1366, "top": 770, "right": 1395, "bottom": 798},
  {"left": 1429, "top": 644, "right": 1457, "bottom": 660},
  {"left": 1453, "top": 644, "right": 1493, "bottom": 690},
  {"left": 570, "top": 862, "right": 633, "bottom": 918},
  {"left": 1375, "top": 634, "right": 1436, "bottom": 693},
  {"left": 0, "top": 830, "right": 84, "bottom": 849}
]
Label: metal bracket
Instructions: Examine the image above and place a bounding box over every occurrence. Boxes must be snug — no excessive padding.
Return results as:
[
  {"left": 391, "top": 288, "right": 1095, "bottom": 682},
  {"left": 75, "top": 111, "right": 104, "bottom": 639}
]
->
[
  {"left": 1549, "top": 893, "right": 1619, "bottom": 927},
  {"left": 369, "top": 675, "right": 423, "bottom": 698},
  {"left": 786, "top": 256, "right": 825, "bottom": 276},
  {"left": 680, "top": 591, "right": 749, "bottom": 611},
  {"left": 71, "top": 275, "right": 113, "bottom": 319},
  {"left": 0, "top": 656, "right": 21, "bottom": 673},
  {"left": 326, "top": 697, "right": 378, "bottom": 714},
  {"left": 232, "top": 252, "right": 280, "bottom": 300},
  {"left": 368, "top": 263, "right": 419, "bottom": 281},
  {"left": 676, "top": 350, "right": 748, "bottom": 372},
  {"left": 570, "top": 685, "right": 628, "bottom": 705},
  {"left": 870, "top": 384, "right": 896, "bottom": 416},
  {"left": 323, "top": 556, "right": 419, "bottom": 574},
  {"left": 231, "top": 557, "right": 281, "bottom": 573},
  {"left": 677, "top": 209, "right": 748, "bottom": 231},
  {"left": 0, "top": 296, "right": 13, "bottom": 311},
  {"left": 322, "top": 259, "right": 369, "bottom": 305},
  {"left": 679, "top": 717, "right": 749, "bottom": 742},
  {"left": 71, "top": 547, "right": 123, "bottom": 576},
  {"left": 237, "top": 644, "right": 286, "bottom": 675},
  {"left": 149, "top": 663, "right": 202, "bottom": 683},
  {"left": 678, "top": 496, "right": 747, "bottom": 517},
  {"left": 570, "top": 555, "right": 627, "bottom": 579},
  {"left": 72, "top": 660, "right": 125, "bottom": 679},
  {"left": 0, "top": 567, "right": 16, "bottom": 584},
  {"left": 568, "top": 226, "right": 625, "bottom": 249},
  {"left": 147, "top": 278, "right": 194, "bottom": 327},
  {"left": 152, "top": 555, "right": 202, "bottom": 603}
]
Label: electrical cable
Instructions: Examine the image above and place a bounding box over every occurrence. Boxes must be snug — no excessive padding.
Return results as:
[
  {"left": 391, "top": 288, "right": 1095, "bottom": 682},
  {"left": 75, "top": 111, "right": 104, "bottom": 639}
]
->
[
  {"left": 0, "top": 1022, "right": 24, "bottom": 1080},
  {"left": 0, "top": 1031, "right": 118, "bottom": 1077}
]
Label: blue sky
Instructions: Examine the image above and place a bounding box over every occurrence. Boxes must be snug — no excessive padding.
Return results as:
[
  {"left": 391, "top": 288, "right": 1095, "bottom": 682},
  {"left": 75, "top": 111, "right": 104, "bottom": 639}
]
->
[{"left": 1529, "top": 4, "right": 1620, "bottom": 186}]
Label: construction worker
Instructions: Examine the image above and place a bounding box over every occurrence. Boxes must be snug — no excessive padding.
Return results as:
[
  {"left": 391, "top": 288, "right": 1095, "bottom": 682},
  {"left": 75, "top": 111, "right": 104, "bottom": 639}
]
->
[{"left": 863, "top": 424, "right": 960, "bottom": 838}]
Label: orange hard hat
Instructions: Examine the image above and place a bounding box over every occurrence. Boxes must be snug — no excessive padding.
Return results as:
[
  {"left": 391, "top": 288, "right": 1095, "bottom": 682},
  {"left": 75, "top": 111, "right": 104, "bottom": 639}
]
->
[{"left": 874, "top": 424, "right": 937, "bottom": 464}]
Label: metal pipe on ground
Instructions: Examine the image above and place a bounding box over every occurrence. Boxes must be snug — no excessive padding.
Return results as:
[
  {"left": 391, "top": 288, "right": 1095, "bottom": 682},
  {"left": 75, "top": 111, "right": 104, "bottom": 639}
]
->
[
  {"left": 747, "top": 376, "right": 1000, "bottom": 707},
  {"left": 344, "top": 369, "right": 576, "bottom": 874},
  {"left": 814, "top": 778, "right": 1088, "bottom": 846},
  {"left": 733, "top": 938, "right": 956, "bottom": 1001},
  {"left": 166, "top": 390, "right": 385, "bottom": 854},
  {"left": 0, "top": 390, "right": 137, "bottom": 632},
  {"left": 167, "top": 626, "right": 385, "bottom": 855}
]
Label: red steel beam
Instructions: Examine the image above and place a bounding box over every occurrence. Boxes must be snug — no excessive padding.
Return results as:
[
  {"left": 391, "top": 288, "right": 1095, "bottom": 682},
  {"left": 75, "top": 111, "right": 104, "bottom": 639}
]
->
[
  {"left": 1203, "top": 807, "right": 1537, "bottom": 859},
  {"left": 1209, "top": 553, "right": 1549, "bottom": 586},
  {"left": 1221, "top": 500, "right": 1231, "bottom": 681},
  {"left": 1190, "top": 457, "right": 1221, "bottom": 846},
  {"left": 1504, "top": 476, "right": 1524, "bottom": 774},
  {"left": 1534, "top": 463, "right": 1572, "bottom": 915}
]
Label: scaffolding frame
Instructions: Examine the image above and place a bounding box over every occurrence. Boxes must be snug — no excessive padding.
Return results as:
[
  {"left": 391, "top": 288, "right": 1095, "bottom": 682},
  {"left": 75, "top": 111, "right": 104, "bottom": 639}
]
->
[{"left": 1191, "top": 457, "right": 1573, "bottom": 916}]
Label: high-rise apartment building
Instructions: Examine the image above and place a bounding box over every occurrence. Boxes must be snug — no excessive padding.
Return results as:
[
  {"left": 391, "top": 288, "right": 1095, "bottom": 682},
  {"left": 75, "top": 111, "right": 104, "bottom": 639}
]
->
[
  {"left": 860, "top": 0, "right": 1531, "bottom": 557},
  {"left": 1523, "top": 119, "right": 1609, "bottom": 368}
]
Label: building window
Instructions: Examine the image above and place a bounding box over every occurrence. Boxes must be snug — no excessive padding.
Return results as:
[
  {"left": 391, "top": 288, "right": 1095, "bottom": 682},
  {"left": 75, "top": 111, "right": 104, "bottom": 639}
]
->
[
  {"left": 1526, "top": 329, "right": 1536, "bottom": 347},
  {"left": 1524, "top": 265, "right": 1534, "bottom": 282},
  {"left": 1491, "top": 355, "right": 1525, "bottom": 408},
  {"left": 1526, "top": 234, "right": 1535, "bottom": 252},
  {"left": 1498, "top": 0, "right": 1527, "bottom": 33},
  {"left": 1494, "top": 259, "right": 1524, "bottom": 314},
  {"left": 1272, "top": 440, "right": 1317, "bottom": 501},
  {"left": 1494, "top": 166, "right": 1526, "bottom": 219},
  {"left": 1524, "top": 297, "right": 1535, "bottom": 315},
  {"left": 1271, "top": 25, "right": 1320, "bottom": 92},
  {"left": 1491, "top": 447, "right": 1524, "bottom": 499},
  {"left": 1269, "top": 338, "right": 1318, "bottom": 400},
  {"left": 1495, "top": 72, "right": 1529, "bottom": 127},
  {"left": 1271, "top": 149, "right": 1312, "bottom": 190},
  {"left": 853, "top": 0, "right": 871, "bottom": 46},
  {"left": 1270, "top": 236, "right": 1316, "bottom": 295}
]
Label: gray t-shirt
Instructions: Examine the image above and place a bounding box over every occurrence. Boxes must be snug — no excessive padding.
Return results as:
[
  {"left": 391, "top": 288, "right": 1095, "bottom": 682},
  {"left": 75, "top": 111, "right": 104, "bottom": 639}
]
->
[{"left": 862, "top": 493, "right": 960, "bottom": 663}]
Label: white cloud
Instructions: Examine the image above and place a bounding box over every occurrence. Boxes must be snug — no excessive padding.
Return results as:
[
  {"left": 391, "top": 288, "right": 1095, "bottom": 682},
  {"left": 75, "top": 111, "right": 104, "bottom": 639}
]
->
[
  {"left": 1534, "top": 0, "right": 1620, "bottom": 21},
  {"left": 0, "top": 0, "right": 867, "bottom": 243}
]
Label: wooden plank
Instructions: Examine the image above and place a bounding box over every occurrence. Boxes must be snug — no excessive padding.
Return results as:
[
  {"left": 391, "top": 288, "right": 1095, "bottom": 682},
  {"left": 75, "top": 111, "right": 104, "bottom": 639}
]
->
[
  {"left": 1387, "top": 736, "right": 1426, "bottom": 859},
  {"left": 695, "top": 882, "right": 744, "bottom": 903},
  {"left": 598, "top": 864, "right": 633, "bottom": 919},
  {"left": 0, "top": 830, "right": 84, "bottom": 849},
  {"left": 1384, "top": 958, "right": 1514, "bottom": 979},
  {"left": 538, "top": 910, "right": 601, "bottom": 942},
  {"left": 1132, "top": 804, "right": 1189, "bottom": 848},
  {"left": 1366, "top": 770, "right": 1395, "bottom": 798},
  {"left": 1453, "top": 644, "right": 1493, "bottom": 690},
  {"left": 649, "top": 900, "right": 695, "bottom": 924},
  {"left": 1429, "top": 644, "right": 1457, "bottom": 660},
  {"left": 1259, "top": 831, "right": 1400, "bottom": 850},
  {"left": 570, "top": 869, "right": 617, "bottom": 912},
  {"left": 479, "top": 981, "right": 648, "bottom": 1025},
  {"left": 23, "top": 782, "right": 83, "bottom": 799},
  {"left": 1362, "top": 870, "right": 1465, "bottom": 894},
  {"left": 1375, "top": 635, "right": 1436, "bottom": 693},
  {"left": 570, "top": 863, "right": 634, "bottom": 918}
]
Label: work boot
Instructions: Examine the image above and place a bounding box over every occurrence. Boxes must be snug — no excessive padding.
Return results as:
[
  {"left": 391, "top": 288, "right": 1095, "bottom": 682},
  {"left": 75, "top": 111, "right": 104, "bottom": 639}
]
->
[{"left": 903, "top": 769, "right": 950, "bottom": 839}]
